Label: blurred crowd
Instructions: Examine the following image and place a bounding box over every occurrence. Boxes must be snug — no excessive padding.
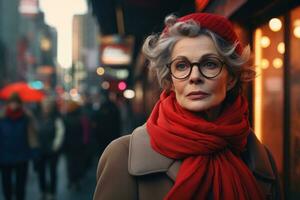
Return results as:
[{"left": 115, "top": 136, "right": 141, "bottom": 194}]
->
[{"left": 0, "top": 90, "right": 128, "bottom": 200}]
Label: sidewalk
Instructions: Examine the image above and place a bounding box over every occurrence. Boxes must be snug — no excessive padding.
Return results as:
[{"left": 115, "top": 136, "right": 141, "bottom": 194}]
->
[{"left": 0, "top": 155, "right": 98, "bottom": 200}]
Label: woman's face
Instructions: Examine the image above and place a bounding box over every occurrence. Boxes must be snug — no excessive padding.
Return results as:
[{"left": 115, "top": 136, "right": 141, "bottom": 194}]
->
[{"left": 170, "top": 35, "right": 236, "bottom": 115}]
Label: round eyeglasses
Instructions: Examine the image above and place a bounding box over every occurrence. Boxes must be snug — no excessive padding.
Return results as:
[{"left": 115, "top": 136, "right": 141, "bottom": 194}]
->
[{"left": 166, "top": 56, "right": 225, "bottom": 79}]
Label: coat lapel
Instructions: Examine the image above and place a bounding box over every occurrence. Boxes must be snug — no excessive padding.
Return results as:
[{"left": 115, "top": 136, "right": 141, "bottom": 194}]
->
[
  {"left": 128, "top": 125, "right": 179, "bottom": 181},
  {"left": 242, "top": 130, "right": 276, "bottom": 180}
]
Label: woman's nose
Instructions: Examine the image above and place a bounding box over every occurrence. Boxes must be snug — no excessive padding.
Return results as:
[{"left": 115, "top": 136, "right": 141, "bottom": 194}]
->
[{"left": 189, "top": 65, "right": 204, "bottom": 83}]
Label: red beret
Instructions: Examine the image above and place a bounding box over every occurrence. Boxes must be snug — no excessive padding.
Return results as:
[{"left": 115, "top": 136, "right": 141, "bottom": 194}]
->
[{"left": 164, "top": 13, "right": 242, "bottom": 55}]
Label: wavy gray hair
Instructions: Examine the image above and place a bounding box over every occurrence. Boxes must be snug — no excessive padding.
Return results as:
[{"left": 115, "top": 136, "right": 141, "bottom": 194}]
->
[{"left": 142, "top": 14, "right": 255, "bottom": 102}]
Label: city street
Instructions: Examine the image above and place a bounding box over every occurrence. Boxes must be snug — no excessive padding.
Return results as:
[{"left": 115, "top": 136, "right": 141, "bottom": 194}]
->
[
  {"left": 1, "top": 0, "right": 300, "bottom": 199},
  {"left": 0, "top": 155, "right": 98, "bottom": 200}
]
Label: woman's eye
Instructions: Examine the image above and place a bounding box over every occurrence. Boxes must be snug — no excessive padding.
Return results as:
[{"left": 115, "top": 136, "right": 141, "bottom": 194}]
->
[
  {"left": 203, "top": 60, "right": 219, "bottom": 69},
  {"left": 175, "top": 62, "right": 189, "bottom": 70}
]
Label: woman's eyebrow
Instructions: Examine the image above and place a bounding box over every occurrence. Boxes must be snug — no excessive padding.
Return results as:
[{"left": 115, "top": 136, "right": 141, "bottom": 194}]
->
[
  {"left": 199, "top": 53, "right": 220, "bottom": 59},
  {"left": 172, "top": 53, "right": 220, "bottom": 61}
]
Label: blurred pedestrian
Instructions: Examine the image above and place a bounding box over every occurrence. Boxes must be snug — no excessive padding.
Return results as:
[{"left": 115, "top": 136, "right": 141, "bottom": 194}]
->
[
  {"left": 63, "top": 101, "right": 89, "bottom": 191},
  {"left": 93, "top": 13, "right": 282, "bottom": 200},
  {"left": 115, "top": 93, "right": 133, "bottom": 135},
  {"left": 91, "top": 91, "right": 121, "bottom": 155},
  {"left": 35, "top": 98, "right": 65, "bottom": 200},
  {"left": 0, "top": 93, "right": 38, "bottom": 200},
  {"left": 81, "top": 93, "right": 97, "bottom": 165}
]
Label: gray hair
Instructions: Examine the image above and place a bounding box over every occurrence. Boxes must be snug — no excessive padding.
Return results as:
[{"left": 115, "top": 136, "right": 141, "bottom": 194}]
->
[{"left": 142, "top": 14, "right": 254, "bottom": 100}]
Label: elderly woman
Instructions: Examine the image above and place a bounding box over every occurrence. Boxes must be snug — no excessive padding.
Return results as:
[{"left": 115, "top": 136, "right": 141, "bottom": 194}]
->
[{"left": 93, "top": 13, "right": 282, "bottom": 200}]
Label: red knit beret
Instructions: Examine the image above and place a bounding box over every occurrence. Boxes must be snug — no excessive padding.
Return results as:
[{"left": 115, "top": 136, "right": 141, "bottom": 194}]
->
[{"left": 163, "top": 13, "right": 242, "bottom": 55}]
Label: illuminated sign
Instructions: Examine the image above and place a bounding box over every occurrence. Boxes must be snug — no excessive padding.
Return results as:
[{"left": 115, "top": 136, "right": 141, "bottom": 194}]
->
[
  {"left": 19, "top": 0, "right": 39, "bottom": 17},
  {"left": 100, "top": 35, "right": 134, "bottom": 66}
]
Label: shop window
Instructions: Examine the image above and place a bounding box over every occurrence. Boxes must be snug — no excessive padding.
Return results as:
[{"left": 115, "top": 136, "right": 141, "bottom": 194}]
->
[
  {"left": 253, "top": 16, "right": 284, "bottom": 173},
  {"left": 290, "top": 6, "right": 300, "bottom": 199}
]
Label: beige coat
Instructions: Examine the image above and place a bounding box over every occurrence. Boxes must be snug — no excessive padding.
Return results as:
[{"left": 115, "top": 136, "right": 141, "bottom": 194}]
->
[{"left": 93, "top": 125, "right": 282, "bottom": 200}]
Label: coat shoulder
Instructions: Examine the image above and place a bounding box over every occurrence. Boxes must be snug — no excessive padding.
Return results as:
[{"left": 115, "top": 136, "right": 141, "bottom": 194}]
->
[
  {"left": 96, "top": 135, "right": 131, "bottom": 181},
  {"left": 93, "top": 135, "right": 137, "bottom": 200}
]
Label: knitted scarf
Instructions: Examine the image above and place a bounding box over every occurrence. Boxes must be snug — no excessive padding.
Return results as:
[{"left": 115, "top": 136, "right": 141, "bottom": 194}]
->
[
  {"left": 146, "top": 91, "right": 264, "bottom": 200},
  {"left": 5, "top": 106, "right": 24, "bottom": 120}
]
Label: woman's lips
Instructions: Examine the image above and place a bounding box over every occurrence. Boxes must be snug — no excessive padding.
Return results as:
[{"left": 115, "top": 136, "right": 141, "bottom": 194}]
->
[{"left": 186, "top": 91, "right": 209, "bottom": 100}]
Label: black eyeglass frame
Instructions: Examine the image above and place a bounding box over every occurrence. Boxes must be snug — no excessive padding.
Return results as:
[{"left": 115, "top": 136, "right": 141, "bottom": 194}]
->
[{"left": 166, "top": 56, "right": 226, "bottom": 80}]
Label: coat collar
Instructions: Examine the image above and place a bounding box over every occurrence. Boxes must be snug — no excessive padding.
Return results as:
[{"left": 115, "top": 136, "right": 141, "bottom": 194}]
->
[
  {"left": 243, "top": 129, "right": 276, "bottom": 180},
  {"left": 128, "top": 125, "right": 275, "bottom": 182}
]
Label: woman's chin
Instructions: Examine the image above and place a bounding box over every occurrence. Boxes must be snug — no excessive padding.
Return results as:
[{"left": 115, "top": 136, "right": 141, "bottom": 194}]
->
[
  {"left": 181, "top": 100, "right": 224, "bottom": 119},
  {"left": 182, "top": 103, "right": 209, "bottom": 113}
]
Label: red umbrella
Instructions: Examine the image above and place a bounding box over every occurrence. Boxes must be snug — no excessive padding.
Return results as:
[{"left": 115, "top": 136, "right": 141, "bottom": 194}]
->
[{"left": 0, "top": 82, "right": 45, "bottom": 102}]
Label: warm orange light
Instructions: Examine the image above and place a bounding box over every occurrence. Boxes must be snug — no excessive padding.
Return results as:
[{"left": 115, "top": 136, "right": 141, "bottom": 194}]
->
[
  {"left": 269, "top": 18, "right": 282, "bottom": 32},
  {"left": 70, "top": 88, "right": 78, "bottom": 96},
  {"left": 294, "top": 26, "right": 300, "bottom": 38},
  {"left": 260, "top": 36, "right": 270, "bottom": 48},
  {"left": 277, "top": 42, "right": 285, "bottom": 54},
  {"left": 273, "top": 58, "right": 283, "bottom": 69},
  {"left": 261, "top": 59, "right": 269, "bottom": 69},
  {"left": 293, "top": 19, "right": 300, "bottom": 38},
  {"left": 135, "top": 82, "right": 143, "bottom": 101},
  {"left": 254, "top": 29, "right": 263, "bottom": 142},
  {"left": 40, "top": 37, "right": 52, "bottom": 51}
]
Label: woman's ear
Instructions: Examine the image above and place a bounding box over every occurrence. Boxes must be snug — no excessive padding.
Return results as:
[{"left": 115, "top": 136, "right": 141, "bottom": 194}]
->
[{"left": 227, "top": 76, "right": 237, "bottom": 91}]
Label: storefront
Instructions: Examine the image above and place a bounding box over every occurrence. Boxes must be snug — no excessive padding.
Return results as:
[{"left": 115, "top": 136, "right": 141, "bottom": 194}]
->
[
  {"left": 252, "top": 5, "right": 300, "bottom": 199},
  {"left": 206, "top": 1, "right": 300, "bottom": 198},
  {"left": 204, "top": 0, "right": 300, "bottom": 198}
]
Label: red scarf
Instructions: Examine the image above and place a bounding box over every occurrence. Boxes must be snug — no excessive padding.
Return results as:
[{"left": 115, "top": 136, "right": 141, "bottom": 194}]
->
[
  {"left": 146, "top": 91, "right": 264, "bottom": 200},
  {"left": 5, "top": 106, "right": 24, "bottom": 120}
]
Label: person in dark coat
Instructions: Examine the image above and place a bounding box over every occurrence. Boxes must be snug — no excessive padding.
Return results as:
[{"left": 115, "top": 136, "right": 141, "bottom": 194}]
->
[
  {"left": 63, "top": 101, "right": 89, "bottom": 190},
  {"left": 0, "top": 93, "right": 38, "bottom": 200},
  {"left": 91, "top": 91, "right": 121, "bottom": 155},
  {"left": 93, "top": 13, "right": 282, "bottom": 200},
  {"left": 35, "top": 98, "right": 65, "bottom": 200}
]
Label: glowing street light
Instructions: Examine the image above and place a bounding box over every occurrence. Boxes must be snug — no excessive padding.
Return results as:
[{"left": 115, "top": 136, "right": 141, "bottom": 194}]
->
[
  {"left": 123, "top": 89, "right": 135, "bottom": 99},
  {"left": 96, "top": 67, "right": 105, "bottom": 76}
]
